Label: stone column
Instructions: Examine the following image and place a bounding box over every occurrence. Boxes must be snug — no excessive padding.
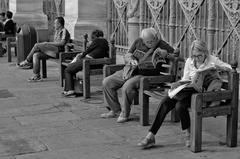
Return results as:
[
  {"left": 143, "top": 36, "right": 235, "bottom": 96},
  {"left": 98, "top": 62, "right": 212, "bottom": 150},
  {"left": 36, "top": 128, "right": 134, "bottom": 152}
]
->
[
  {"left": 9, "top": 0, "right": 48, "bottom": 42},
  {"left": 65, "top": 0, "right": 108, "bottom": 40},
  {"left": 207, "top": 0, "right": 216, "bottom": 53},
  {"left": 127, "top": 0, "right": 140, "bottom": 46}
]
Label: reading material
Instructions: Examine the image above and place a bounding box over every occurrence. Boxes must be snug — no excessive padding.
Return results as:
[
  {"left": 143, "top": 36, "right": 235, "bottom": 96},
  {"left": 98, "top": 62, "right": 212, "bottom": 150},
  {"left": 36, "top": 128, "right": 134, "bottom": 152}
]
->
[
  {"left": 168, "top": 66, "right": 217, "bottom": 99},
  {"left": 132, "top": 49, "right": 167, "bottom": 69}
]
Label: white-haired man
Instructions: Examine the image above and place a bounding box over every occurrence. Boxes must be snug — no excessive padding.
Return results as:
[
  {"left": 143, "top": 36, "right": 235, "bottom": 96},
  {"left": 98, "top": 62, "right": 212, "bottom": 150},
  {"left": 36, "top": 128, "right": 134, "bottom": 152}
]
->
[{"left": 101, "top": 27, "right": 178, "bottom": 123}]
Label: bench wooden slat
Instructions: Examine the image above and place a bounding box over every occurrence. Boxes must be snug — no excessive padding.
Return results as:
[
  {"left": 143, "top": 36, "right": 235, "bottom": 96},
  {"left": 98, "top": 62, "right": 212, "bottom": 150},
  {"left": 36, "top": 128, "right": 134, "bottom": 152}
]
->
[
  {"left": 202, "top": 105, "right": 232, "bottom": 117},
  {"left": 144, "top": 90, "right": 167, "bottom": 99}
]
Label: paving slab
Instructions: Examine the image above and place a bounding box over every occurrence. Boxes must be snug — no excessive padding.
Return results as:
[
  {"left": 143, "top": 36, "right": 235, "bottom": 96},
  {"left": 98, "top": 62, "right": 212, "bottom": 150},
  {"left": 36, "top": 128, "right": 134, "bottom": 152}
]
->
[{"left": 15, "top": 112, "right": 80, "bottom": 126}]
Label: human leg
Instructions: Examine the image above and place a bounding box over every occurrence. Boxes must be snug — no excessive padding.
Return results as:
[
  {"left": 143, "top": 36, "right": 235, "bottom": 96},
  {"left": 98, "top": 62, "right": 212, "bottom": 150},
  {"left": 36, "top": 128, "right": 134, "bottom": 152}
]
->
[
  {"left": 174, "top": 88, "right": 196, "bottom": 147},
  {"left": 138, "top": 96, "right": 176, "bottom": 148},
  {"left": 28, "top": 52, "right": 49, "bottom": 82},
  {"left": 117, "top": 75, "right": 142, "bottom": 122},
  {"left": 64, "top": 61, "right": 83, "bottom": 93},
  {"left": 102, "top": 70, "right": 125, "bottom": 117},
  {"left": 19, "top": 43, "right": 48, "bottom": 68}
]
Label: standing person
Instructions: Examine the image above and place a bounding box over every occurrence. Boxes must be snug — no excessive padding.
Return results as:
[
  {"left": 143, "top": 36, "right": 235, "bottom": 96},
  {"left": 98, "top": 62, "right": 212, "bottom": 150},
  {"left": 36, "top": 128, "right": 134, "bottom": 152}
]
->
[
  {"left": 137, "top": 40, "right": 232, "bottom": 149},
  {"left": 63, "top": 29, "right": 109, "bottom": 97},
  {"left": 101, "top": 27, "right": 177, "bottom": 123},
  {"left": 18, "top": 16, "right": 70, "bottom": 82}
]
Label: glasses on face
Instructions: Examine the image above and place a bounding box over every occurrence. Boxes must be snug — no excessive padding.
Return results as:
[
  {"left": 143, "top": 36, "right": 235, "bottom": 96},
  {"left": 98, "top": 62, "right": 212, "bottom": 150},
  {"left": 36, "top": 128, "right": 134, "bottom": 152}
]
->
[{"left": 192, "top": 54, "right": 204, "bottom": 59}]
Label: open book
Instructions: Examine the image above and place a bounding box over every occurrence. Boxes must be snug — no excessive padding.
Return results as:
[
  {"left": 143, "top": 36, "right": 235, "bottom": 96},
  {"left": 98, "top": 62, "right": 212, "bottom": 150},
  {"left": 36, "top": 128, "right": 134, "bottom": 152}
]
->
[{"left": 168, "top": 66, "right": 217, "bottom": 98}]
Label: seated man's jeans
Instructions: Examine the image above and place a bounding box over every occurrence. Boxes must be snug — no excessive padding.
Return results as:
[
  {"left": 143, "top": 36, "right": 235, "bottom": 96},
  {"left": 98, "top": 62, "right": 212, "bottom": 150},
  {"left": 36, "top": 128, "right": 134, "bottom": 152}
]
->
[
  {"left": 26, "top": 43, "right": 59, "bottom": 63},
  {"left": 26, "top": 42, "right": 59, "bottom": 76}
]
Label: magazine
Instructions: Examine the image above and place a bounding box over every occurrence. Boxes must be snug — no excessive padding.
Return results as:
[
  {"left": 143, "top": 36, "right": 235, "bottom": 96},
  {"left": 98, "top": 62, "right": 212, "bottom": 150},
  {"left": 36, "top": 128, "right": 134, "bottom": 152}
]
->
[
  {"left": 168, "top": 66, "right": 217, "bottom": 99},
  {"left": 132, "top": 49, "right": 167, "bottom": 69},
  {"left": 168, "top": 81, "right": 191, "bottom": 98},
  {"left": 132, "top": 49, "right": 146, "bottom": 60}
]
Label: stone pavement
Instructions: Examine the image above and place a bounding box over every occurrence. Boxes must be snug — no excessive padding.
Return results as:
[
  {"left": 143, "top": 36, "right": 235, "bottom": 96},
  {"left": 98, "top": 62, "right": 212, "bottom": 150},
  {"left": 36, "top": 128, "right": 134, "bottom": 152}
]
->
[{"left": 0, "top": 55, "right": 239, "bottom": 159}]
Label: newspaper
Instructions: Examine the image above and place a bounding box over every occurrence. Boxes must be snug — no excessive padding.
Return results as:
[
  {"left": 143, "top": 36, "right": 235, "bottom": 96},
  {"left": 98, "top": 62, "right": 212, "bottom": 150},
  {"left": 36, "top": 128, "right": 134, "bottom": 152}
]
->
[{"left": 168, "top": 66, "right": 217, "bottom": 98}]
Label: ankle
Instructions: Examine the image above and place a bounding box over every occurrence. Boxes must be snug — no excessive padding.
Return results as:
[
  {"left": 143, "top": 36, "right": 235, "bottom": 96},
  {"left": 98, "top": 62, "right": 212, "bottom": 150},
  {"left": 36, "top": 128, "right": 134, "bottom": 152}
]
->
[{"left": 146, "top": 132, "right": 154, "bottom": 139}]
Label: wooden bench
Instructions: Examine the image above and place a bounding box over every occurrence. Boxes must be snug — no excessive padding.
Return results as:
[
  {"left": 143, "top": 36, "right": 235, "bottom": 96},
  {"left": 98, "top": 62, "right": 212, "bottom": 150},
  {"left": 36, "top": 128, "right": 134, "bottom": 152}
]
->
[
  {"left": 103, "top": 53, "right": 181, "bottom": 124},
  {"left": 41, "top": 36, "right": 88, "bottom": 79},
  {"left": 60, "top": 37, "right": 116, "bottom": 99},
  {"left": 140, "top": 59, "right": 239, "bottom": 152}
]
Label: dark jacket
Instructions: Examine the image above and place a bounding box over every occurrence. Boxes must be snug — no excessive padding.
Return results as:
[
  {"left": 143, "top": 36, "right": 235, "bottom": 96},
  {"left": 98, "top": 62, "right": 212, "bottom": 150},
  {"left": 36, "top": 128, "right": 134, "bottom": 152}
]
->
[
  {"left": 81, "top": 37, "right": 109, "bottom": 58},
  {"left": 4, "top": 19, "right": 15, "bottom": 35}
]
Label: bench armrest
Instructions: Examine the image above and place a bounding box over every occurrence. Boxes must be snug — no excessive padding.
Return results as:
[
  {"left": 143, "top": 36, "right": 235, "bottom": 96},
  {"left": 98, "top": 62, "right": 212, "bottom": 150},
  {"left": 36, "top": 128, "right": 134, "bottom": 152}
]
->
[
  {"left": 192, "top": 90, "right": 232, "bottom": 103},
  {"left": 139, "top": 75, "right": 175, "bottom": 91},
  {"left": 83, "top": 58, "right": 113, "bottom": 65},
  {"left": 59, "top": 51, "right": 81, "bottom": 62},
  {"left": 6, "top": 37, "right": 16, "bottom": 42},
  {"left": 103, "top": 64, "right": 125, "bottom": 78}
]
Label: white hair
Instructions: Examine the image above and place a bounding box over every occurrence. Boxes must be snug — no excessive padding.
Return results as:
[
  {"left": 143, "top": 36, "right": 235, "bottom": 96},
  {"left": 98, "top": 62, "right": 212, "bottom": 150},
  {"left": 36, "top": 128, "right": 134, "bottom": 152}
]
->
[{"left": 140, "top": 27, "right": 161, "bottom": 40}]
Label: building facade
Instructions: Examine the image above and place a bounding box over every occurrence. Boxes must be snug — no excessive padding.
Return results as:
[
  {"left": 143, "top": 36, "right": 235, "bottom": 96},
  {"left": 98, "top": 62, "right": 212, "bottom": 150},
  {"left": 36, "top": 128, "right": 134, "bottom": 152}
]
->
[{"left": 0, "top": 0, "right": 239, "bottom": 65}]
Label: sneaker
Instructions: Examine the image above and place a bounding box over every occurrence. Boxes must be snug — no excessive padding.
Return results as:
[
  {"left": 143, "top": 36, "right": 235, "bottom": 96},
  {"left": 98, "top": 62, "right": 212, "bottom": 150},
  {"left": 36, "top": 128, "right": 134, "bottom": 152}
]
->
[
  {"left": 137, "top": 136, "right": 156, "bottom": 149},
  {"left": 18, "top": 60, "right": 33, "bottom": 69},
  {"left": 117, "top": 113, "right": 128, "bottom": 123},
  {"left": 100, "top": 111, "right": 117, "bottom": 118},
  {"left": 27, "top": 75, "right": 42, "bottom": 82},
  {"left": 62, "top": 90, "right": 75, "bottom": 97}
]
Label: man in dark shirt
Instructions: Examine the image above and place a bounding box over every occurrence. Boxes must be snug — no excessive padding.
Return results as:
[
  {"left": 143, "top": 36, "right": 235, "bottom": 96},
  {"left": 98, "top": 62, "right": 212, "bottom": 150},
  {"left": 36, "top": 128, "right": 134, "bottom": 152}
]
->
[
  {"left": 62, "top": 29, "right": 109, "bottom": 97},
  {"left": 101, "top": 27, "right": 177, "bottom": 123},
  {"left": 3, "top": 11, "right": 15, "bottom": 35},
  {"left": 0, "top": 11, "right": 15, "bottom": 56}
]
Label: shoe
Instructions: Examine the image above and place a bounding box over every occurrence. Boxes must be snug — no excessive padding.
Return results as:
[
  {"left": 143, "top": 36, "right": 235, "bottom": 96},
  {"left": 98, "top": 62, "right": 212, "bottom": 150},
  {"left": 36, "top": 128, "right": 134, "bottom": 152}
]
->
[
  {"left": 100, "top": 111, "right": 117, "bottom": 118},
  {"left": 137, "top": 136, "right": 155, "bottom": 149},
  {"left": 183, "top": 129, "right": 190, "bottom": 147},
  {"left": 116, "top": 113, "right": 128, "bottom": 123},
  {"left": 27, "top": 75, "right": 42, "bottom": 82},
  {"left": 62, "top": 90, "right": 75, "bottom": 97},
  {"left": 185, "top": 138, "right": 190, "bottom": 147},
  {"left": 18, "top": 60, "right": 33, "bottom": 69}
]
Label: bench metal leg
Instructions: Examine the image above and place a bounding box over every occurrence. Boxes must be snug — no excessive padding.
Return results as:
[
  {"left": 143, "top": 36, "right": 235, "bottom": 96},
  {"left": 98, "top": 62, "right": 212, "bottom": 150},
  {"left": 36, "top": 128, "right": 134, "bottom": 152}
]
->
[
  {"left": 190, "top": 95, "right": 203, "bottom": 153},
  {"left": 42, "top": 59, "right": 47, "bottom": 78},
  {"left": 140, "top": 93, "right": 149, "bottom": 126},
  {"left": 7, "top": 43, "right": 11, "bottom": 62},
  {"left": 83, "top": 60, "right": 90, "bottom": 99}
]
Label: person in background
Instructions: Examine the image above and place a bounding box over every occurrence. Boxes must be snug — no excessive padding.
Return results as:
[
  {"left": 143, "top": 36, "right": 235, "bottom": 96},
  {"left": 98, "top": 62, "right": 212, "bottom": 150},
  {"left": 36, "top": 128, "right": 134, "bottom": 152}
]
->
[
  {"left": 3, "top": 11, "right": 15, "bottom": 35},
  {"left": 0, "top": 12, "right": 6, "bottom": 31},
  {"left": 101, "top": 27, "right": 178, "bottom": 123},
  {"left": 137, "top": 40, "right": 232, "bottom": 149},
  {"left": 18, "top": 16, "right": 70, "bottom": 82},
  {"left": 62, "top": 29, "right": 109, "bottom": 97},
  {"left": 0, "top": 11, "right": 15, "bottom": 56}
]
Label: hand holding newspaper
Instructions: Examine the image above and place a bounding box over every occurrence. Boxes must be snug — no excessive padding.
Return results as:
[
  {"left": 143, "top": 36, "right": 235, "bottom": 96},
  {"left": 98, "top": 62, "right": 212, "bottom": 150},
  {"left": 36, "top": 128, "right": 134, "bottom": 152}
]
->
[{"left": 168, "top": 65, "right": 217, "bottom": 98}]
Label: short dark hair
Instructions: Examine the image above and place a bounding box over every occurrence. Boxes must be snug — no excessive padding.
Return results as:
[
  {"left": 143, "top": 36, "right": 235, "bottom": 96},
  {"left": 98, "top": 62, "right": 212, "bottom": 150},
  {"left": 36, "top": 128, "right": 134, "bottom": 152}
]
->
[
  {"left": 6, "top": 11, "right": 12, "bottom": 19},
  {"left": 92, "top": 29, "right": 104, "bottom": 38},
  {"left": 56, "top": 16, "right": 64, "bottom": 26}
]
